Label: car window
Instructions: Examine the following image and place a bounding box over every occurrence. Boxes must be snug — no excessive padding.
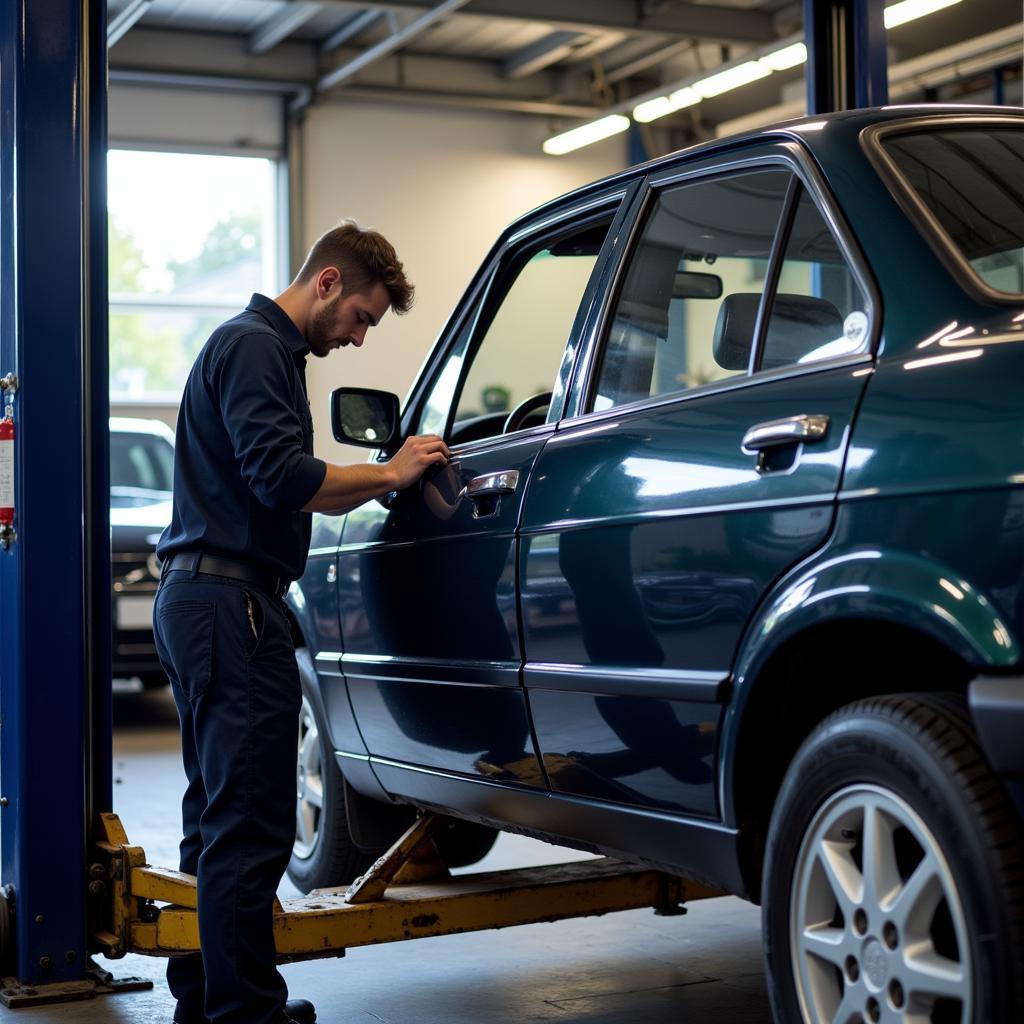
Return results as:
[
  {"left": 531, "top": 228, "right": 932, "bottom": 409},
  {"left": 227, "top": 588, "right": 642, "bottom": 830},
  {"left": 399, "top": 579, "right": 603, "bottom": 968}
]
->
[
  {"left": 441, "top": 220, "right": 610, "bottom": 445},
  {"left": 759, "top": 185, "right": 870, "bottom": 370},
  {"left": 419, "top": 317, "right": 473, "bottom": 438},
  {"left": 592, "top": 169, "right": 791, "bottom": 412},
  {"left": 110, "top": 432, "right": 174, "bottom": 493},
  {"left": 879, "top": 126, "right": 1024, "bottom": 295}
]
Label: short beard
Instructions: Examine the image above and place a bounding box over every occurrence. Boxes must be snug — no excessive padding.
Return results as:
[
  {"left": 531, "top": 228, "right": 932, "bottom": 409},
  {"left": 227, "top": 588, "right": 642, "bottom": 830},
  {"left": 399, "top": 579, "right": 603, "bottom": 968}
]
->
[{"left": 307, "top": 294, "right": 343, "bottom": 358}]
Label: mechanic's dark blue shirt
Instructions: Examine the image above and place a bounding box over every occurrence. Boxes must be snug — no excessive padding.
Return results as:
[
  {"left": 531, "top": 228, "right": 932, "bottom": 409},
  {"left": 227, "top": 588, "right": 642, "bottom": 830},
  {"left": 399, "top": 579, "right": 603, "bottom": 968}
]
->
[{"left": 157, "top": 294, "right": 328, "bottom": 581}]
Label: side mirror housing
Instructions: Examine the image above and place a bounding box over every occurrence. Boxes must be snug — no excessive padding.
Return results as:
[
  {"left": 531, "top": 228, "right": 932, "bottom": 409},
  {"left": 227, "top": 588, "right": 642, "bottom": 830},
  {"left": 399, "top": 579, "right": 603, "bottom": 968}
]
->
[{"left": 330, "top": 388, "right": 400, "bottom": 449}]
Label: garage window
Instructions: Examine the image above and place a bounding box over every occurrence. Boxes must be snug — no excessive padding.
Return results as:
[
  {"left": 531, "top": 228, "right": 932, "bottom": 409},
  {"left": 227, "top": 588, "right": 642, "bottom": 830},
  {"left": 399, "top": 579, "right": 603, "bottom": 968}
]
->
[{"left": 108, "top": 149, "right": 281, "bottom": 401}]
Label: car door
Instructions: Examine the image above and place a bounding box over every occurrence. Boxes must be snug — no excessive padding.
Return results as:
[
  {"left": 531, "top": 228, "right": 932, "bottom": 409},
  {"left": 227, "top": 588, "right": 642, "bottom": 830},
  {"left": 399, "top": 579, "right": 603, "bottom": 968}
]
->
[
  {"left": 335, "top": 186, "right": 635, "bottom": 787},
  {"left": 520, "top": 146, "right": 878, "bottom": 817}
]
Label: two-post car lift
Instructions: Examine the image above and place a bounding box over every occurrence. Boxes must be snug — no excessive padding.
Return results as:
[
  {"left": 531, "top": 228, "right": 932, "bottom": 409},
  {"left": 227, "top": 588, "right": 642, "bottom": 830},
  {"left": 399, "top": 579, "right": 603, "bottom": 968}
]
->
[
  {"left": 0, "top": 0, "right": 888, "bottom": 1007},
  {"left": 0, "top": 811, "right": 724, "bottom": 1007},
  {"left": 93, "top": 813, "right": 720, "bottom": 965}
]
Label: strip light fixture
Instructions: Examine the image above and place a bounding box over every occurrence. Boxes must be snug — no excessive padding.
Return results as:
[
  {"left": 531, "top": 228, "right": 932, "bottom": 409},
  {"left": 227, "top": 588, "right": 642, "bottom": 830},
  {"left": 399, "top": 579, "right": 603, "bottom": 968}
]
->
[
  {"left": 542, "top": 113, "right": 630, "bottom": 155},
  {"left": 884, "top": 0, "right": 962, "bottom": 29},
  {"left": 634, "top": 86, "right": 700, "bottom": 124},
  {"left": 544, "top": 0, "right": 964, "bottom": 154}
]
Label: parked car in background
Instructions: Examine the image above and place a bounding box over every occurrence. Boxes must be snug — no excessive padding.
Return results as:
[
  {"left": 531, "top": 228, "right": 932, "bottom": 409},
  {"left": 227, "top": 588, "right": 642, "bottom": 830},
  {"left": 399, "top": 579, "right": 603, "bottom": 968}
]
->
[
  {"left": 284, "top": 107, "right": 1024, "bottom": 1023},
  {"left": 110, "top": 417, "right": 174, "bottom": 689}
]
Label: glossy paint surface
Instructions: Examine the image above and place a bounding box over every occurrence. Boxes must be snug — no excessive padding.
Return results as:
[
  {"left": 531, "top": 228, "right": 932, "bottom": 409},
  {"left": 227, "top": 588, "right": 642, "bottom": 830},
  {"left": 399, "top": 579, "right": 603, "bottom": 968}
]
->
[
  {"left": 521, "top": 365, "right": 867, "bottom": 811},
  {"left": 841, "top": 310, "right": 1024, "bottom": 498},
  {"left": 719, "top": 487, "right": 1024, "bottom": 827},
  {"left": 294, "top": 108, "right": 1024, "bottom": 884},
  {"left": 337, "top": 434, "right": 547, "bottom": 783}
]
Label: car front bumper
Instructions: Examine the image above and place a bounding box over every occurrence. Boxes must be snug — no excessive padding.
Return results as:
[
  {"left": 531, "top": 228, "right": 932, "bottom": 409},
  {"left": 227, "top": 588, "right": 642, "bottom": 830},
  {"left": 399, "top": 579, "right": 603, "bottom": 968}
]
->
[
  {"left": 969, "top": 674, "right": 1024, "bottom": 778},
  {"left": 969, "top": 673, "right": 1024, "bottom": 816}
]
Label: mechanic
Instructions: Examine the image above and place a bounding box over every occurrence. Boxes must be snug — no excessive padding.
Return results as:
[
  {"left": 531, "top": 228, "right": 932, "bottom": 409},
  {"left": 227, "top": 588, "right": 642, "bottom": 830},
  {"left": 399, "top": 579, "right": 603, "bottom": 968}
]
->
[{"left": 154, "top": 220, "right": 450, "bottom": 1024}]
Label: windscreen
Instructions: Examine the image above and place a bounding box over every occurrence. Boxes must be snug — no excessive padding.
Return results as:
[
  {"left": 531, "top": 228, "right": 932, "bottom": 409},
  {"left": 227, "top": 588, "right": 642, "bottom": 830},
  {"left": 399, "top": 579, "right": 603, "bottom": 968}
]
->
[
  {"left": 881, "top": 126, "right": 1024, "bottom": 295},
  {"left": 110, "top": 432, "right": 174, "bottom": 496}
]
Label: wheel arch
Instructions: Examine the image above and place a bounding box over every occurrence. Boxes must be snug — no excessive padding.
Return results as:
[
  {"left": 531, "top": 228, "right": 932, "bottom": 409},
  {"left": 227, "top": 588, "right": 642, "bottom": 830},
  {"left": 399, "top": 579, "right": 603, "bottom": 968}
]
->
[{"left": 719, "top": 543, "right": 1019, "bottom": 898}]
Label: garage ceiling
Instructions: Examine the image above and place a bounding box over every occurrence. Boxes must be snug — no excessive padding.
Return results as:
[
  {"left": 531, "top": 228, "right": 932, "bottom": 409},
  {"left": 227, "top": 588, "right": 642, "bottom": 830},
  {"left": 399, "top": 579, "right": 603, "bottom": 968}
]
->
[{"left": 107, "top": 0, "right": 1022, "bottom": 146}]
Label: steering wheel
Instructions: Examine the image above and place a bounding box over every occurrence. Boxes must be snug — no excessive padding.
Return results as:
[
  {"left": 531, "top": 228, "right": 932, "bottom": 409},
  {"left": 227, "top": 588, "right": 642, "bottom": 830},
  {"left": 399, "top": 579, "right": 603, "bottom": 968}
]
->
[{"left": 503, "top": 391, "right": 552, "bottom": 434}]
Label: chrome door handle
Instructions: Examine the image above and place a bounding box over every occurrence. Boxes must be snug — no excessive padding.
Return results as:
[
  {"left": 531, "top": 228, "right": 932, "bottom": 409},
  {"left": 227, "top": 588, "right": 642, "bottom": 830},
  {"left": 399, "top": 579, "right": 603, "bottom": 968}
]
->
[
  {"left": 466, "top": 470, "right": 520, "bottom": 499},
  {"left": 742, "top": 414, "right": 830, "bottom": 453}
]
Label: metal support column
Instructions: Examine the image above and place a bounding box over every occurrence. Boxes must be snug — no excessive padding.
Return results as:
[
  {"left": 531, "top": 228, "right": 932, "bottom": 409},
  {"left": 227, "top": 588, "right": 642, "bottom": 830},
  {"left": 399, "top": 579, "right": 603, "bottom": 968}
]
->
[
  {"left": 0, "top": 0, "right": 113, "bottom": 991},
  {"left": 804, "top": 0, "right": 888, "bottom": 114}
]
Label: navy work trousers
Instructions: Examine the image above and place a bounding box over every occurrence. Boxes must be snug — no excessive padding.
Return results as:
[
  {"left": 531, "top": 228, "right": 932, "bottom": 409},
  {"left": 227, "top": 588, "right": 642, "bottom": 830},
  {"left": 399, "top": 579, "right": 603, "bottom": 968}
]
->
[{"left": 153, "top": 572, "right": 300, "bottom": 1024}]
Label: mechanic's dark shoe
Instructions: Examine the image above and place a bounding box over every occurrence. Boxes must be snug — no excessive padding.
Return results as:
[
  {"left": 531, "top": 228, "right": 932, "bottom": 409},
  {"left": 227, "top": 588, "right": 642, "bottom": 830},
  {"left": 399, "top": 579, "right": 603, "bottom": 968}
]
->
[{"left": 173, "top": 998, "right": 316, "bottom": 1024}]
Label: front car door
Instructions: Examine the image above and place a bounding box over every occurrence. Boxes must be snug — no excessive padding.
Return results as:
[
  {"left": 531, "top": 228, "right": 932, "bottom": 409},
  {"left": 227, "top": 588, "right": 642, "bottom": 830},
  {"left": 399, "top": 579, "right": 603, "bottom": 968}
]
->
[
  {"left": 335, "top": 185, "right": 635, "bottom": 792},
  {"left": 520, "top": 142, "right": 879, "bottom": 821}
]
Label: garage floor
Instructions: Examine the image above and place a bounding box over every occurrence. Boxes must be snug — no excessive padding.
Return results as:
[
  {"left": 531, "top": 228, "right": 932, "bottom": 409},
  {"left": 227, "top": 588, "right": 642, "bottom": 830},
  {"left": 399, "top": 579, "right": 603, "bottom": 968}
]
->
[{"left": 4, "top": 688, "right": 773, "bottom": 1024}]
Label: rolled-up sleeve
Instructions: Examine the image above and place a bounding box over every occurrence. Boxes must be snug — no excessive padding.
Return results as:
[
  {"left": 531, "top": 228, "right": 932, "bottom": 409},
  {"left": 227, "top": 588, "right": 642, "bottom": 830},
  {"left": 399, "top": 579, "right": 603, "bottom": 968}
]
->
[{"left": 211, "top": 332, "right": 327, "bottom": 511}]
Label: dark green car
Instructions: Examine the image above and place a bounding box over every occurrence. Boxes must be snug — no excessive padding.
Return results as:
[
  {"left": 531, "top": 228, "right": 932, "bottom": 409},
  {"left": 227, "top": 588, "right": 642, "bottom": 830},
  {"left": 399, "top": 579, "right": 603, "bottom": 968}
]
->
[{"left": 285, "top": 106, "right": 1024, "bottom": 1024}]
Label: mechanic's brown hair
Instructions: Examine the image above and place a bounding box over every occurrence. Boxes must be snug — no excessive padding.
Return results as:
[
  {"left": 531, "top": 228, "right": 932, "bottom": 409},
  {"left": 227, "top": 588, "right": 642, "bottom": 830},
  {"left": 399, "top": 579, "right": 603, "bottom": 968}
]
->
[{"left": 296, "top": 219, "right": 414, "bottom": 314}]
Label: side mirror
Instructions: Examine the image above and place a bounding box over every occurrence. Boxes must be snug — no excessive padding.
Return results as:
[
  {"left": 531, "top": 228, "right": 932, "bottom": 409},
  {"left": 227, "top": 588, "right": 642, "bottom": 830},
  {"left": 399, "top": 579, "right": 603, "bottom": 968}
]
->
[{"left": 330, "top": 388, "right": 400, "bottom": 449}]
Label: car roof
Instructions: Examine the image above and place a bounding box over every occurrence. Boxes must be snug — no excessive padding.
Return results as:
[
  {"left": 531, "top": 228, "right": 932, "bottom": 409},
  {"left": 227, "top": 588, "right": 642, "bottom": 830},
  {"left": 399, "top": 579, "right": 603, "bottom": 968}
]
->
[
  {"left": 109, "top": 416, "right": 175, "bottom": 445},
  {"left": 515, "top": 104, "right": 1024, "bottom": 230}
]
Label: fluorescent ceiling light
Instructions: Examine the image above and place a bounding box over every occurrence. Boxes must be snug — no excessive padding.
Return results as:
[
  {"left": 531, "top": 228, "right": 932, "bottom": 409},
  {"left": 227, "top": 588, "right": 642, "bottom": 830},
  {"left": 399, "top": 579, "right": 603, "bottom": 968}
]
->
[
  {"left": 633, "top": 86, "right": 700, "bottom": 124},
  {"left": 543, "top": 114, "right": 630, "bottom": 156},
  {"left": 759, "top": 42, "right": 808, "bottom": 71},
  {"left": 544, "top": 0, "right": 962, "bottom": 154},
  {"left": 693, "top": 60, "right": 772, "bottom": 98},
  {"left": 884, "top": 0, "right": 962, "bottom": 29}
]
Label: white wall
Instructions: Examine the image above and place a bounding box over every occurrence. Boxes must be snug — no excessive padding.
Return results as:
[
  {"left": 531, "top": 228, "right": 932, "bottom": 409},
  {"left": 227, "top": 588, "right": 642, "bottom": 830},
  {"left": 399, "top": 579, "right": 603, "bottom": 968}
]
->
[{"left": 300, "top": 101, "right": 625, "bottom": 463}]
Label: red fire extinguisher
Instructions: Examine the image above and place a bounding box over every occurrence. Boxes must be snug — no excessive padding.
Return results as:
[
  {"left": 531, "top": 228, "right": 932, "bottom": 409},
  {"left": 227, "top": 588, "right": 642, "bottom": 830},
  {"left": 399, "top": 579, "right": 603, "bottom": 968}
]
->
[
  {"left": 0, "top": 414, "right": 13, "bottom": 529},
  {"left": 0, "top": 372, "right": 17, "bottom": 545}
]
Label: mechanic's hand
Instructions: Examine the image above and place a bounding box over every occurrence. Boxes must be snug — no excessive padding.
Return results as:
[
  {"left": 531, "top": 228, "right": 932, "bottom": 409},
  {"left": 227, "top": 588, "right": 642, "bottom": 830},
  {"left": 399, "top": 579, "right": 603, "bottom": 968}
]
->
[{"left": 388, "top": 434, "right": 451, "bottom": 491}]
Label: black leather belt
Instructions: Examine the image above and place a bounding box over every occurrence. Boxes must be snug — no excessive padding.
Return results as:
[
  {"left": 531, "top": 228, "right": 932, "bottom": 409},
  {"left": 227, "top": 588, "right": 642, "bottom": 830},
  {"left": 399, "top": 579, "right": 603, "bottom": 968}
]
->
[{"left": 162, "top": 552, "right": 289, "bottom": 599}]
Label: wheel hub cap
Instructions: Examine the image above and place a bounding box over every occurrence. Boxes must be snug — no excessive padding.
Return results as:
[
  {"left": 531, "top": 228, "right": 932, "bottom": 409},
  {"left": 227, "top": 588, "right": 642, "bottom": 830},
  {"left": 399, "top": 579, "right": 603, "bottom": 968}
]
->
[
  {"left": 789, "top": 783, "right": 972, "bottom": 1023},
  {"left": 862, "top": 938, "right": 887, "bottom": 991}
]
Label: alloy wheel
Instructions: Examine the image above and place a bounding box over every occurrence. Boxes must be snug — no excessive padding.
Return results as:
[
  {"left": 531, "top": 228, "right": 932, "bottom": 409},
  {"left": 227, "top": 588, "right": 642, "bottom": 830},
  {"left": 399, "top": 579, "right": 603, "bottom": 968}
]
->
[
  {"left": 791, "top": 783, "right": 971, "bottom": 1024},
  {"left": 293, "top": 694, "right": 325, "bottom": 860}
]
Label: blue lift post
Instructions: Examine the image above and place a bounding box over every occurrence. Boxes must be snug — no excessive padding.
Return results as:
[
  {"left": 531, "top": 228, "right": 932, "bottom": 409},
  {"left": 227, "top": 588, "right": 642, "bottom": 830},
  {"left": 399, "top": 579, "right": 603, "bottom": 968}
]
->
[
  {"left": 804, "top": 0, "right": 889, "bottom": 114},
  {"left": 0, "top": 0, "right": 132, "bottom": 1003}
]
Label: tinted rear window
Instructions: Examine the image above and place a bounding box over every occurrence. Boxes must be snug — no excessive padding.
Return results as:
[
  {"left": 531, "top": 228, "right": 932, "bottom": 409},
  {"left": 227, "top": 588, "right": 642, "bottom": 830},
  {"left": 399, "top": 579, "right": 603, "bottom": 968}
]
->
[{"left": 881, "top": 127, "right": 1024, "bottom": 295}]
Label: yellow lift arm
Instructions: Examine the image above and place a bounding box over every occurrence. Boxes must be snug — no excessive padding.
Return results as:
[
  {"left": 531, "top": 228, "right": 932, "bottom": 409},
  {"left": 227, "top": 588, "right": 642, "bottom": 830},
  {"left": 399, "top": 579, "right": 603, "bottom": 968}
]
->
[{"left": 92, "top": 811, "right": 724, "bottom": 963}]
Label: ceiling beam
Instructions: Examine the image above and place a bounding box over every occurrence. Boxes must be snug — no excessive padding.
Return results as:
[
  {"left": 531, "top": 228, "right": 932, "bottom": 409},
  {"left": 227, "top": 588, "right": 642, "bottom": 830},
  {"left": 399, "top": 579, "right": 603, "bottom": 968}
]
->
[
  {"left": 311, "top": 0, "right": 777, "bottom": 45},
  {"left": 502, "top": 31, "right": 589, "bottom": 80},
  {"left": 108, "top": 67, "right": 599, "bottom": 118},
  {"left": 604, "top": 39, "right": 695, "bottom": 85},
  {"left": 248, "top": 2, "right": 323, "bottom": 55},
  {"left": 325, "top": 86, "right": 600, "bottom": 116},
  {"left": 318, "top": 0, "right": 472, "bottom": 94},
  {"left": 110, "top": 27, "right": 592, "bottom": 100},
  {"left": 107, "top": 0, "right": 156, "bottom": 47},
  {"left": 320, "top": 10, "right": 385, "bottom": 54}
]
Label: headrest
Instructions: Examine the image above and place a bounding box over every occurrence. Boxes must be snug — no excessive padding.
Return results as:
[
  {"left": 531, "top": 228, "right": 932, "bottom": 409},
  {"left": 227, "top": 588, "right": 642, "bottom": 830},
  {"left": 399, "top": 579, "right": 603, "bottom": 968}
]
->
[
  {"left": 712, "top": 293, "right": 760, "bottom": 371},
  {"left": 762, "top": 294, "right": 844, "bottom": 368},
  {"left": 713, "top": 292, "right": 846, "bottom": 372}
]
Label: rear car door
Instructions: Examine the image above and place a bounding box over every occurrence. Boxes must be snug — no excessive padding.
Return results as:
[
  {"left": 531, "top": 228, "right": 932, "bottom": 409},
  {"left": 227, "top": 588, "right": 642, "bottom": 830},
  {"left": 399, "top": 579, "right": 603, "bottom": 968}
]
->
[
  {"left": 336, "top": 186, "right": 635, "bottom": 787},
  {"left": 520, "top": 145, "right": 878, "bottom": 817}
]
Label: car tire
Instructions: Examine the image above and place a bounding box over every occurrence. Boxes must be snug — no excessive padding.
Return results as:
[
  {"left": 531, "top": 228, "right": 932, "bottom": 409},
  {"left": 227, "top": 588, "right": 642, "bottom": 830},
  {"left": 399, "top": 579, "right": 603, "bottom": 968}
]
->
[
  {"left": 433, "top": 818, "right": 499, "bottom": 869},
  {"left": 286, "top": 648, "right": 376, "bottom": 893},
  {"left": 762, "top": 694, "right": 1024, "bottom": 1024}
]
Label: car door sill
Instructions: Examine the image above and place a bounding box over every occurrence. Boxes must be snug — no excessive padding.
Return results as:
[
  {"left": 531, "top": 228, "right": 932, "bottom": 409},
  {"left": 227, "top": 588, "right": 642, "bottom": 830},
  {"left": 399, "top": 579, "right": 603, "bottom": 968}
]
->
[{"left": 367, "top": 756, "right": 747, "bottom": 898}]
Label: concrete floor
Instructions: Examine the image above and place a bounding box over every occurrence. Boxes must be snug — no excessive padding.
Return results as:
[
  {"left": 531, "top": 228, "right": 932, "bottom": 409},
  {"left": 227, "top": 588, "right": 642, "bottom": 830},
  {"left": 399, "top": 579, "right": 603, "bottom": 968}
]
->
[{"left": 3, "top": 687, "right": 773, "bottom": 1024}]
